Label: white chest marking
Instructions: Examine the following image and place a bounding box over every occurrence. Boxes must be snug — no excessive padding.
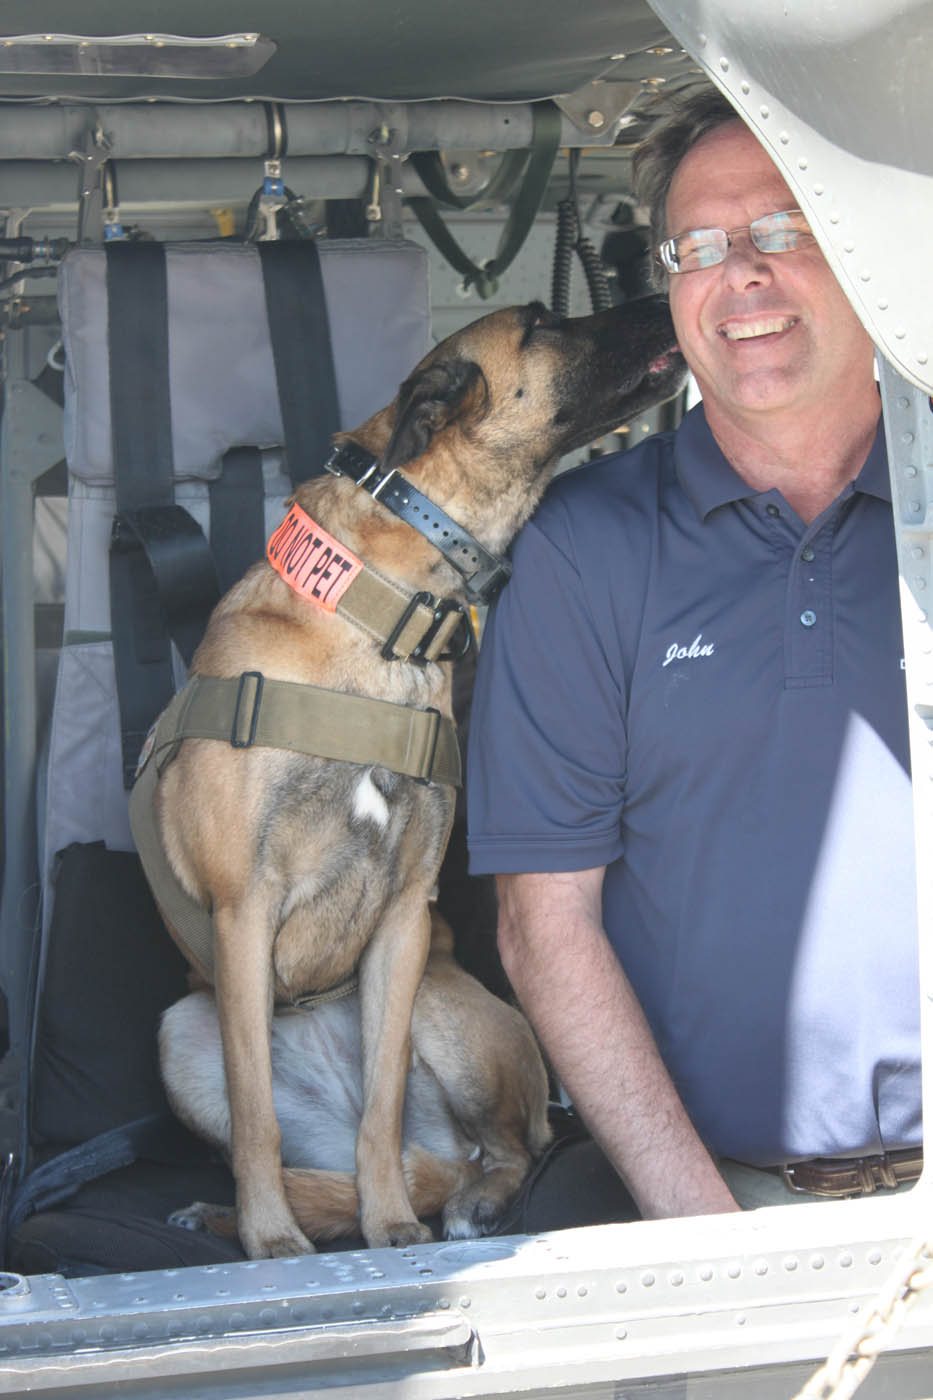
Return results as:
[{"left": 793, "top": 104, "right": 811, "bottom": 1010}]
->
[{"left": 353, "top": 769, "right": 390, "bottom": 828}]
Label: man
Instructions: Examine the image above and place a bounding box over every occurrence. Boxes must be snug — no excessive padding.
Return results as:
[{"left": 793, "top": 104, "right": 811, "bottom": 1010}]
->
[{"left": 466, "top": 88, "right": 921, "bottom": 1220}]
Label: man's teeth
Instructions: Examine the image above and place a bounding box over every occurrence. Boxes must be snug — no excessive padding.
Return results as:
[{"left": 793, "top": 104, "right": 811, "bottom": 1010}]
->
[{"left": 720, "top": 316, "right": 796, "bottom": 340}]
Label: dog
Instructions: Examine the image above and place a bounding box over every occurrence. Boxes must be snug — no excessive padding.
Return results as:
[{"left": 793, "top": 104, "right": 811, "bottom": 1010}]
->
[{"left": 144, "top": 296, "right": 686, "bottom": 1259}]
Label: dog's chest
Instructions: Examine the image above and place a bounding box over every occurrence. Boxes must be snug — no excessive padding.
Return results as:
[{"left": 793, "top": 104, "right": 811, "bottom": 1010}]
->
[{"left": 268, "top": 769, "right": 454, "bottom": 1000}]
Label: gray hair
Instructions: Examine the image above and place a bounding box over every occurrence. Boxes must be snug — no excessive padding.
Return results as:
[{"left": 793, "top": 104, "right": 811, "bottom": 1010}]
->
[{"left": 633, "top": 87, "right": 742, "bottom": 284}]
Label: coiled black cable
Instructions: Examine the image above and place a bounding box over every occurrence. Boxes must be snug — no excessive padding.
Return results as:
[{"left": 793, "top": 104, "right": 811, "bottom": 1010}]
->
[
  {"left": 550, "top": 149, "right": 612, "bottom": 315},
  {"left": 577, "top": 230, "right": 612, "bottom": 312},
  {"left": 551, "top": 196, "right": 576, "bottom": 318}
]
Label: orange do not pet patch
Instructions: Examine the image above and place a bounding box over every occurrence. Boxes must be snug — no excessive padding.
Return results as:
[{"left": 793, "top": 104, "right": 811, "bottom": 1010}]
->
[{"left": 267, "top": 503, "right": 363, "bottom": 611}]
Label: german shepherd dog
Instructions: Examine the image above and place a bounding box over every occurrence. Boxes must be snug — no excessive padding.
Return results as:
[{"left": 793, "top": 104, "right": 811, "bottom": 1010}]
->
[{"left": 151, "top": 297, "right": 685, "bottom": 1259}]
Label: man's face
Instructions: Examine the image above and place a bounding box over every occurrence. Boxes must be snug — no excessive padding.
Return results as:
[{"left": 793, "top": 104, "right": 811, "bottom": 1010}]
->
[{"left": 665, "top": 120, "right": 875, "bottom": 425}]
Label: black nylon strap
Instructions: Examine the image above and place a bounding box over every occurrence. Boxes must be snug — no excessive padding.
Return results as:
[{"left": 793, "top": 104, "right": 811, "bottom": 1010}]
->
[
  {"left": 258, "top": 240, "right": 341, "bottom": 487},
  {"left": 7, "top": 1113, "right": 177, "bottom": 1235},
  {"left": 209, "top": 446, "right": 266, "bottom": 593},
  {"left": 408, "top": 102, "right": 562, "bottom": 299},
  {"left": 106, "top": 243, "right": 221, "bottom": 787},
  {"left": 111, "top": 506, "right": 222, "bottom": 667},
  {"left": 106, "top": 243, "right": 174, "bottom": 513}
]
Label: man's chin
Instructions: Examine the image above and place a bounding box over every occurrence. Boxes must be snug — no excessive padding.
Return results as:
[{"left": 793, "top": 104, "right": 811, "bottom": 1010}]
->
[{"left": 696, "top": 364, "right": 810, "bottom": 417}]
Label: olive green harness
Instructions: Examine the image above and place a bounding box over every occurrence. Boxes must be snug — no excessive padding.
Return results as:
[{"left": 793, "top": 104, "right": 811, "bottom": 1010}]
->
[{"left": 129, "top": 671, "right": 461, "bottom": 984}]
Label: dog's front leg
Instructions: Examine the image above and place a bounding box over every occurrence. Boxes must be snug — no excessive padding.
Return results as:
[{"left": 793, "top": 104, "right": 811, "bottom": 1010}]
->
[
  {"left": 357, "top": 893, "right": 434, "bottom": 1248},
  {"left": 213, "top": 899, "right": 314, "bottom": 1259}
]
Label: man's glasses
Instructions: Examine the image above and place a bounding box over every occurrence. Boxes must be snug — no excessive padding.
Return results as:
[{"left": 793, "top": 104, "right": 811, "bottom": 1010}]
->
[{"left": 657, "top": 209, "right": 816, "bottom": 275}]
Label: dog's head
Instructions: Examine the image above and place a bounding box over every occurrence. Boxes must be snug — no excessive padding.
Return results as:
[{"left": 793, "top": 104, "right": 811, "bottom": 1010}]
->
[{"left": 374, "top": 296, "right": 686, "bottom": 548}]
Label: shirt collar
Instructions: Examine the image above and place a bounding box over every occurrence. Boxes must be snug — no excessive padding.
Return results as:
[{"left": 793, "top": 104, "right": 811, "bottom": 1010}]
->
[{"left": 674, "top": 403, "right": 890, "bottom": 520}]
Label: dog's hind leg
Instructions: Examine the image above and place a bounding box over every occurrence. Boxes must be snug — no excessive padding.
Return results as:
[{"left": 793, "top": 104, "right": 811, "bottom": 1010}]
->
[
  {"left": 356, "top": 890, "right": 435, "bottom": 1249},
  {"left": 282, "top": 1147, "right": 482, "bottom": 1243},
  {"left": 411, "top": 929, "right": 553, "bottom": 1239},
  {"left": 213, "top": 897, "right": 315, "bottom": 1259}
]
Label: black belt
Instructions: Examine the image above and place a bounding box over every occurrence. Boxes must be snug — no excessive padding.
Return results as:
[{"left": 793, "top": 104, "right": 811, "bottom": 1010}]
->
[{"left": 778, "top": 1147, "right": 922, "bottom": 1197}]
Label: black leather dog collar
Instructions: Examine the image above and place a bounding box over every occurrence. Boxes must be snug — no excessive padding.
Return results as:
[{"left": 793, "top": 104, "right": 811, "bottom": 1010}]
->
[{"left": 323, "top": 441, "right": 512, "bottom": 605}]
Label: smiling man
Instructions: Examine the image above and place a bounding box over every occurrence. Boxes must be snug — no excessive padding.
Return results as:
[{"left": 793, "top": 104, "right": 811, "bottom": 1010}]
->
[{"left": 467, "top": 87, "right": 921, "bottom": 1226}]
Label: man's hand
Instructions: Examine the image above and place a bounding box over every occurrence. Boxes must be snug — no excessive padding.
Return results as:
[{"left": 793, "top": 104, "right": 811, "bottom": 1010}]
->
[{"left": 497, "top": 869, "right": 740, "bottom": 1220}]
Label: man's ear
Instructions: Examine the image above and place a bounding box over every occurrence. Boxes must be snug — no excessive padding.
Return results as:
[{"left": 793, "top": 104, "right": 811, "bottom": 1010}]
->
[{"left": 383, "top": 358, "right": 487, "bottom": 470}]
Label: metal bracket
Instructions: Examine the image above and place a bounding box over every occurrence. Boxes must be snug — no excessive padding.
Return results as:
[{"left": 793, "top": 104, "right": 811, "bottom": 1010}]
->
[
  {"left": 366, "top": 112, "right": 407, "bottom": 239},
  {"left": 70, "top": 125, "right": 115, "bottom": 244},
  {"left": 554, "top": 80, "right": 642, "bottom": 139}
]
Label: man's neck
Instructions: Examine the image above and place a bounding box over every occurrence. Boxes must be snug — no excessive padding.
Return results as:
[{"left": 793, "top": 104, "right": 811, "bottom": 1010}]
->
[{"left": 703, "top": 396, "right": 881, "bottom": 525}]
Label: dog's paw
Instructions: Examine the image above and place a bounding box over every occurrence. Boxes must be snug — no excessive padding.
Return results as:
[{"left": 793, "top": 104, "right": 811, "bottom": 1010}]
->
[
  {"left": 168, "top": 1202, "right": 235, "bottom": 1235},
  {"left": 241, "top": 1224, "right": 317, "bottom": 1260},
  {"left": 365, "top": 1219, "right": 434, "bottom": 1249},
  {"left": 442, "top": 1190, "right": 509, "bottom": 1241}
]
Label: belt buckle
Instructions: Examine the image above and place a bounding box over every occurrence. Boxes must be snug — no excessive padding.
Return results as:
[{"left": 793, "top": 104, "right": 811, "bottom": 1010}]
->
[
  {"left": 780, "top": 1160, "right": 854, "bottom": 1198},
  {"left": 781, "top": 1163, "right": 812, "bottom": 1196}
]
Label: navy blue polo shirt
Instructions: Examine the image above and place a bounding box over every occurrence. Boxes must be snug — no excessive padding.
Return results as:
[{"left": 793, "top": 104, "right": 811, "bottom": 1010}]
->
[{"left": 467, "top": 404, "right": 921, "bottom": 1166}]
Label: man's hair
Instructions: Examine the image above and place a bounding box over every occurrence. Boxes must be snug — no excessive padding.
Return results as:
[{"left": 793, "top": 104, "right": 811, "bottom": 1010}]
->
[{"left": 633, "top": 86, "right": 741, "bottom": 281}]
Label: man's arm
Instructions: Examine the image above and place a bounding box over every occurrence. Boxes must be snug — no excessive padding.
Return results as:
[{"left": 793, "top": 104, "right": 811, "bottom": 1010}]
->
[{"left": 497, "top": 868, "right": 740, "bottom": 1219}]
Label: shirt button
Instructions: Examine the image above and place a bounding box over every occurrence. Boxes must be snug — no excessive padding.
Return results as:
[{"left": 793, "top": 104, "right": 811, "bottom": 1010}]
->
[
  {"left": 800, "top": 610, "right": 817, "bottom": 628},
  {"left": 800, "top": 546, "right": 815, "bottom": 562},
  {"left": 766, "top": 503, "right": 781, "bottom": 517}
]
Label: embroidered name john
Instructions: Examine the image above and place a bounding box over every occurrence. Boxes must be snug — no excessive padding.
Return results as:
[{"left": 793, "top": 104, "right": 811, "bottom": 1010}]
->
[
  {"left": 267, "top": 503, "right": 363, "bottom": 611},
  {"left": 663, "top": 633, "right": 715, "bottom": 667}
]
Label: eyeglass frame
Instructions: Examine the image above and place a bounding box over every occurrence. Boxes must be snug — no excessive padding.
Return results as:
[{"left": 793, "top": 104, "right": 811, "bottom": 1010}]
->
[{"left": 656, "top": 208, "right": 816, "bottom": 275}]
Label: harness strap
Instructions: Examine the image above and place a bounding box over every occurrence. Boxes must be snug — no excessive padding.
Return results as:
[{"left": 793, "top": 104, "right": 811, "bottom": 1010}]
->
[
  {"left": 129, "top": 673, "right": 461, "bottom": 976},
  {"left": 336, "top": 565, "right": 471, "bottom": 662}
]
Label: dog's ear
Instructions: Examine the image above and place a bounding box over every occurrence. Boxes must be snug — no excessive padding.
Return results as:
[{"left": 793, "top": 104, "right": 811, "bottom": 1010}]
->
[{"left": 383, "top": 358, "right": 488, "bottom": 470}]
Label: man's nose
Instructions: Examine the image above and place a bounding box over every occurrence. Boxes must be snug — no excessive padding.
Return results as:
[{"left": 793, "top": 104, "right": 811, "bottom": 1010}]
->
[{"left": 720, "top": 230, "right": 774, "bottom": 290}]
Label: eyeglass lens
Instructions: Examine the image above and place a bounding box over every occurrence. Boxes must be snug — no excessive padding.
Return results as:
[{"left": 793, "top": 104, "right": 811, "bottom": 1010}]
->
[{"left": 660, "top": 210, "right": 814, "bottom": 273}]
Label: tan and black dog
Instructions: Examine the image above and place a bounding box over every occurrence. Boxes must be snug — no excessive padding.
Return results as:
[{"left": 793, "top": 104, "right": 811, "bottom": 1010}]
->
[{"left": 144, "top": 296, "right": 685, "bottom": 1259}]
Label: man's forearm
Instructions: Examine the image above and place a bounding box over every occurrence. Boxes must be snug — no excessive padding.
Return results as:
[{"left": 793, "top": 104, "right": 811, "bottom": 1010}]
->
[{"left": 497, "top": 870, "right": 739, "bottom": 1219}]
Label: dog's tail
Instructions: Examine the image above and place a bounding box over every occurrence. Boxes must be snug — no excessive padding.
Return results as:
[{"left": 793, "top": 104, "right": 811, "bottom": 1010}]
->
[{"left": 277, "top": 1147, "right": 482, "bottom": 1242}]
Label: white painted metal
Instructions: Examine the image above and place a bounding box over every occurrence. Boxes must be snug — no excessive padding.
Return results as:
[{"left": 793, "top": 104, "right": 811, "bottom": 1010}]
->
[{"left": 648, "top": 0, "right": 933, "bottom": 395}]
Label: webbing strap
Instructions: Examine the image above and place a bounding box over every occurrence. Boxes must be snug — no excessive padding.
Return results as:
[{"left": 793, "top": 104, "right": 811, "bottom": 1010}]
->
[
  {"left": 148, "top": 672, "right": 462, "bottom": 786},
  {"left": 105, "top": 243, "right": 174, "bottom": 512},
  {"left": 209, "top": 446, "right": 266, "bottom": 592},
  {"left": 129, "top": 673, "right": 461, "bottom": 975},
  {"left": 335, "top": 567, "right": 470, "bottom": 663},
  {"left": 106, "top": 243, "right": 221, "bottom": 787},
  {"left": 408, "top": 102, "right": 562, "bottom": 299},
  {"left": 259, "top": 240, "right": 341, "bottom": 486},
  {"left": 8, "top": 1114, "right": 172, "bottom": 1234}
]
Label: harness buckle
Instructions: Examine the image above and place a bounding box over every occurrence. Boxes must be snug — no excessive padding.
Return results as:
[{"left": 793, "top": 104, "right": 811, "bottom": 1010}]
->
[
  {"left": 412, "top": 598, "right": 473, "bottom": 665},
  {"left": 381, "top": 591, "right": 435, "bottom": 662},
  {"left": 415, "top": 707, "right": 442, "bottom": 785},
  {"left": 231, "top": 670, "right": 264, "bottom": 748},
  {"left": 381, "top": 593, "right": 473, "bottom": 666}
]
